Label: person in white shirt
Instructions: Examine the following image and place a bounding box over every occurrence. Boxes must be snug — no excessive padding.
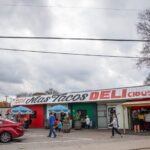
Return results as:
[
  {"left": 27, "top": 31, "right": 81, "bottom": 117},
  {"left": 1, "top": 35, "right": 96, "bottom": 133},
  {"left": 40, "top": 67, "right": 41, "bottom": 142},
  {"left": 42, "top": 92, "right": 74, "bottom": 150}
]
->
[
  {"left": 110, "top": 113, "right": 122, "bottom": 138},
  {"left": 85, "top": 116, "right": 90, "bottom": 129}
]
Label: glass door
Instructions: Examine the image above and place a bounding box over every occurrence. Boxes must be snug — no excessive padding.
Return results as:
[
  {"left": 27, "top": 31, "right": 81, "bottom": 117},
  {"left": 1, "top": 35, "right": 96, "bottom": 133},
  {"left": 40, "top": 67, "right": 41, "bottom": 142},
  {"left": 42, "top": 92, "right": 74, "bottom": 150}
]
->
[{"left": 107, "top": 106, "right": 116, "bottom": 128}]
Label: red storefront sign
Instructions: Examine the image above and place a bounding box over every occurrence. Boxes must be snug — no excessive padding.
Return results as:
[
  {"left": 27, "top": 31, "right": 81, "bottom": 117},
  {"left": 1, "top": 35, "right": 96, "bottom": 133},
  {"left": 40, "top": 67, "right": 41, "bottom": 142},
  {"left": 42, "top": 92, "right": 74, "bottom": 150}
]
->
[
  {"left": 11, "top": 85, "right": 150, "bottom": 106},
  {"left": 89, "top": 88, "right": 150, "bottom": 101},
  {"left": 90, "top": 88, "right": 127, "bottom": 100}
]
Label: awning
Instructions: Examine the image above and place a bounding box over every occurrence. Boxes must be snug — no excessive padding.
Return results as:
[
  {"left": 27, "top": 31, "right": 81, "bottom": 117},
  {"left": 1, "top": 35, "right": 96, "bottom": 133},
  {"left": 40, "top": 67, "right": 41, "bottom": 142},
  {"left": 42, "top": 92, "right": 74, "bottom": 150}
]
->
[
  {"left": 122, "top": 100, "right": 150, "bottom": 134},
  {"left": 122, "top": 101, "right": 150, "bottom": 107}
]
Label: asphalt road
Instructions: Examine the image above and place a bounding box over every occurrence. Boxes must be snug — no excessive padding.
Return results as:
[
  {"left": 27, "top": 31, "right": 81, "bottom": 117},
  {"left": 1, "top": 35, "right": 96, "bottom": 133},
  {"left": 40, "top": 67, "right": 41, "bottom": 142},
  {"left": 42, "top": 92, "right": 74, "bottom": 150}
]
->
[{"left": 1, "top": 129, "right": 150, "bottom": 150}]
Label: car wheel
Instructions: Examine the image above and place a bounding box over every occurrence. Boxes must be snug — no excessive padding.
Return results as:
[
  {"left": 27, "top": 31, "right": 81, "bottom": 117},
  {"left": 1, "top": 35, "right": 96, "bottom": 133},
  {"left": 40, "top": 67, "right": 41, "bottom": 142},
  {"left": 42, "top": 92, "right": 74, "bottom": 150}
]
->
[{"left": 0, "top": 132, "right": 12, "bottom": 143}]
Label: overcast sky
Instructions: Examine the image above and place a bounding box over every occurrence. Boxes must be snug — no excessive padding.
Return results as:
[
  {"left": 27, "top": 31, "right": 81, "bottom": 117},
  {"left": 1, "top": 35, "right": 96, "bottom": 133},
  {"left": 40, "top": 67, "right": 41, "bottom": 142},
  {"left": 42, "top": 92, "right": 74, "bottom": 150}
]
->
[{"left": 0, "top": 0, "right": 149, "bottom": 99}]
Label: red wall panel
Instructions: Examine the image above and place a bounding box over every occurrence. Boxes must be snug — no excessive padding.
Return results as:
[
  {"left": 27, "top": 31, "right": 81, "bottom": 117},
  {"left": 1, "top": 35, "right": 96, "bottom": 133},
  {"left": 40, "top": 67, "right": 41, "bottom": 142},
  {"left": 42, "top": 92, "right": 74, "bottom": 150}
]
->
[{"left": 27, "top": 105, "right": 44, "bottom": 128}]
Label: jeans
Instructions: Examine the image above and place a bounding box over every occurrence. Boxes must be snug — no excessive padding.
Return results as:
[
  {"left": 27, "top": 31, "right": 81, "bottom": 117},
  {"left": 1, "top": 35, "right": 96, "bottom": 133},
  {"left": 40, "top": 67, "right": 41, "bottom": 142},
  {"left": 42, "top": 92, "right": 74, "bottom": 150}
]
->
[{"left": 48, "top": 125, "right": 57, "bottom": 137}]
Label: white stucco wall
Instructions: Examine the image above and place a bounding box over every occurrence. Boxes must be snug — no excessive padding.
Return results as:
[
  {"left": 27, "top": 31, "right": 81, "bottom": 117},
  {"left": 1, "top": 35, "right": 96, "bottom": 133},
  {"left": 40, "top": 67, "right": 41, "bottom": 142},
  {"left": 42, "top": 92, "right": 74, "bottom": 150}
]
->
[{"left": 116, "top": 104, "right": 129, "bottom": 129}]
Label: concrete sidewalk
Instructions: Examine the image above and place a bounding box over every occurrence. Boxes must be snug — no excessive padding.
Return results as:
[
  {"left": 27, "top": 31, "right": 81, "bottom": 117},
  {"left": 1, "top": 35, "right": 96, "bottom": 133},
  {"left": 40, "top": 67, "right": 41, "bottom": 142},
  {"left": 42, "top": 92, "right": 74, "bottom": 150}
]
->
[{"left": 1, "top": 128, "right": 150, "bottom": 150}]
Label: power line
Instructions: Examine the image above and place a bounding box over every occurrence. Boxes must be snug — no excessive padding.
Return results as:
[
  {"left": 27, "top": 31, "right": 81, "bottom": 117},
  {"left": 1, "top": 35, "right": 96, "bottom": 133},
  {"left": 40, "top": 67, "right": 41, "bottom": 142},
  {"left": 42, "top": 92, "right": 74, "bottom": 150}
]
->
[
  {"left": 0, "top": 3, "right": 142, "bottom": 12},
  {"left": 0, "top": 36, "right": 149, "bottom": 42},
  {"left": 0, "top": 47, "right": 148, "bottom": 59}
]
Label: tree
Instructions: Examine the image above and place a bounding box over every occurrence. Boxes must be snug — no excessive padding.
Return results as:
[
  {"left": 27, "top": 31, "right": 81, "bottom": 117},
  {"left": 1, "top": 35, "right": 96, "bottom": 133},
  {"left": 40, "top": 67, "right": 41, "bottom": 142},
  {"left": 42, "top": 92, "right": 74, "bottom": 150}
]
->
[
  {"left": 32, "top": 92, "right": 46, "bottom": 96},
  {"left": 45, "top": 88, "right": 60, "bottom": 95},
  {"left": 16, "top": 88, "right": 60, "bottom": 97},
  {"left": 144, "top": 73, "right": 150, "bottom": 85},
  {"left": 137, "top": 9, "right": 150, "bottom": 84},
  {"left": 16, "top": 92, "right": 33, "bottom": 97}
]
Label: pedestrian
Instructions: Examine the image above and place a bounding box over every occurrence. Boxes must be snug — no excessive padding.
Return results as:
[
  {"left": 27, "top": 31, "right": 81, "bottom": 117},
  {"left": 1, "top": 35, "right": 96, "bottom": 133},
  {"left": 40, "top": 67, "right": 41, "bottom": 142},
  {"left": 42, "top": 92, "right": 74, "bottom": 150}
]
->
[
  {"left": 138, "top": 110, "right": 145, "bottom": 132},
  {"left": 68, "top": 114, "right": 72, "bottom": 128},
  {"left": 29, "top": 117, "right": 32, "bottom": 127},
  {"left": 132, "top": 110, "right": 140, "bottom": 133},
  {"left": 47, "top": 112, "right": 57, "bottom": 138},
  {"left": 85, "top": 115, "right": 90, "bottom": 129},
  {"left": 110, "top": 113, "right": 122, "bottom": 138},
  {"left": 54, "top": 118, "right": 59, "bottom": 131},
  {"left": 58, "top": 120, "right": 63, "bottom": 132}
]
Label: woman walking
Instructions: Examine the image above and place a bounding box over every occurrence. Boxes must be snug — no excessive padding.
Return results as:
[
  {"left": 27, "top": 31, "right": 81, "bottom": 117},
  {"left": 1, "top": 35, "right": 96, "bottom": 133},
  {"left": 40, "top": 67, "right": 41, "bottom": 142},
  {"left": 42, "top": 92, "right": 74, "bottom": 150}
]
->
[{"left": 110, "top": 113, "right": 122, "bottom": 138}]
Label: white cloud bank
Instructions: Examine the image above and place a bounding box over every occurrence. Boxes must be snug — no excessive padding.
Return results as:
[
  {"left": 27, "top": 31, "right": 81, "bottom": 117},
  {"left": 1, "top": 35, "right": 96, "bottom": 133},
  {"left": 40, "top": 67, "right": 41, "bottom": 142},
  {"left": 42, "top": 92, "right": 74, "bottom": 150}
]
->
[{"left": 0, "top": 0, "right": 149, "bottom": 96}]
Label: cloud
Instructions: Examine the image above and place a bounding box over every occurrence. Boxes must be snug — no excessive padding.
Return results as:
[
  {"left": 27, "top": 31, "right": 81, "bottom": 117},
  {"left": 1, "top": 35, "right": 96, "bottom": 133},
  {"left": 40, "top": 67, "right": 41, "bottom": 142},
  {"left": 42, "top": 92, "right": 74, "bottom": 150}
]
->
[{"left": 0, "top": 0, "right": 149, "bottom": 96}]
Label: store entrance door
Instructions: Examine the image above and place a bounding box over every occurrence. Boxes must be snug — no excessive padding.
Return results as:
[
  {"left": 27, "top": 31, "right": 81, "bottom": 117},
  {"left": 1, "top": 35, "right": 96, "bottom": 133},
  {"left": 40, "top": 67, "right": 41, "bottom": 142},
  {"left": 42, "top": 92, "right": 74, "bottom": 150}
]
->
[
  {"left": 71, "top": 103, "right": 97, "bottom": 128},
  {"left": 97, "top": 105, "right": 107, "bottom": 128}
]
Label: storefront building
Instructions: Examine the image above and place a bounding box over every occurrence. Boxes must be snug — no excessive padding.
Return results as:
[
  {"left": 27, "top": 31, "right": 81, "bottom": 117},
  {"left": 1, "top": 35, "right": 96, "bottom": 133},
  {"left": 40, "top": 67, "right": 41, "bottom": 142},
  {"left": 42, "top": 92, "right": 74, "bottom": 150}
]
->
[
  {"left": 26, "top": 105, "right": 45, "bottom": 128},
  {"left": 11, "top": 85, "right": 150, "bottom": 129},
  {"left": 0, "top": 101, "right": 11, "bottom": 118}
]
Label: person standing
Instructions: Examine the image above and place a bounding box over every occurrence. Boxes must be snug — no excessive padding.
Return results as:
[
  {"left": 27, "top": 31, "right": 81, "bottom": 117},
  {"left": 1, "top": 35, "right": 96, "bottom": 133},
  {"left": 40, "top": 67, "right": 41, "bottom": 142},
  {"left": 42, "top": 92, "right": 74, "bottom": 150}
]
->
[
  {"left": 58, "top": 120, "right": 63, "bottom": 132},
  {"left": 68, "top": 114, "right": 72, "bottom": 128},
  {"left": 138, "top": 110, "right": 145, "bottom": 132},
  {"left": 85, "top": 115, "right": 90, "bottom": 129},
  {"left": 110, "top": 113, "right": 122, "bottom": 138},
  {"left": 54, "top": 118, "right": 59, "bottom": 131},
  {"left": 132, "top": 110, "right": 140, "bottom": 133},
  {"left": 48, "top": 112, "right": 57, "bottom": 138}
]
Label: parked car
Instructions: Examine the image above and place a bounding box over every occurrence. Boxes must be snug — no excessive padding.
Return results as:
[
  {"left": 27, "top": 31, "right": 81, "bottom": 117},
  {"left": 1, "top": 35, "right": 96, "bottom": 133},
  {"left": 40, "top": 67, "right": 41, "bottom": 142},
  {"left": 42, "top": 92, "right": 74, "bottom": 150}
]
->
[{"left": 0, "top": 118, "right": 24, "bottom": 143}]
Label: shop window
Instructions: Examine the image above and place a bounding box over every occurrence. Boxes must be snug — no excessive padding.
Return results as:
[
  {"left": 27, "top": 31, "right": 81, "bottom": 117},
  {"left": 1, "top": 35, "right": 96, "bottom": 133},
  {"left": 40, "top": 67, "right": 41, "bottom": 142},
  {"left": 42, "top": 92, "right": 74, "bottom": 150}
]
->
[{"left": 98, "top": 111, "right": 106, "bottom": 117}]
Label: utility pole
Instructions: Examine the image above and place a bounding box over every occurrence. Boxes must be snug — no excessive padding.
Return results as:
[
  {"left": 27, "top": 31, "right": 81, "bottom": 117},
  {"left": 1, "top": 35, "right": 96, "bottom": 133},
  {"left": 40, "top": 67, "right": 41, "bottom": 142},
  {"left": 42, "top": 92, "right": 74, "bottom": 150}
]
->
[{"left": 5, "top": 96, "right": 8, "bottom": 103}]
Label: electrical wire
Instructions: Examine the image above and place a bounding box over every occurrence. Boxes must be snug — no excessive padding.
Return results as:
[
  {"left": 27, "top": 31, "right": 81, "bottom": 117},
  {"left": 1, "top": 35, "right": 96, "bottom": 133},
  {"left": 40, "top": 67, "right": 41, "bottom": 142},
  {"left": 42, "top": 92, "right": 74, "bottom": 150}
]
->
[
  {"left": 0, "top": 47, "right": 149, "bottom": 59},
  {"left": 0, "top": 3, "right": 143, "bottom": 12},
  {"left": 0, "top": 36, "right": 149, "bottom": 42}
]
